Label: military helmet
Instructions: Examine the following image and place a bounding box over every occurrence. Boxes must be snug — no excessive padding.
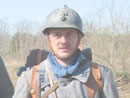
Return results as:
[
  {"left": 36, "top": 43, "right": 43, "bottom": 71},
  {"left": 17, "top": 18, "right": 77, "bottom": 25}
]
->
[{"left": 42, "top": 5, "right": 84, "bottom": 35}]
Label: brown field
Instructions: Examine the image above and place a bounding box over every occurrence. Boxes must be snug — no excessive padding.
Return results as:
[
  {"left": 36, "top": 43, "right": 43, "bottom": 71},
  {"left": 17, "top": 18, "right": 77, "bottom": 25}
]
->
[{"left": 4, "top": 58, "right": 130, "bottom": 98}]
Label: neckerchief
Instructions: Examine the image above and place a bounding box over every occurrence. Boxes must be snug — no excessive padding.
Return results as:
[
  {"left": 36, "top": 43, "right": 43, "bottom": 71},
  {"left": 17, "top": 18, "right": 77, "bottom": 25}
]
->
[{"left": 48, "top": 50, "right": 84, "bottom": 78}]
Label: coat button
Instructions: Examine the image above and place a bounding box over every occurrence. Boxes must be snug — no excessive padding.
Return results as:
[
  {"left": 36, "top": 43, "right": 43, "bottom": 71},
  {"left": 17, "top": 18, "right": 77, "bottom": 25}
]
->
[
  {"left": 60, "top": 81, "right": 67, "bottom": 86},
  {"left": 30, "top": 89, "right": 36, "bottom": 95}
]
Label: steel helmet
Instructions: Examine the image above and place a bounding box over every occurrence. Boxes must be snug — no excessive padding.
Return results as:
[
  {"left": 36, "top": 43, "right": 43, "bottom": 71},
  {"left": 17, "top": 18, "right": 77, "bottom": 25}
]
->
[{"left": 42, "top": 5, "right": 84, "bottom": 35}]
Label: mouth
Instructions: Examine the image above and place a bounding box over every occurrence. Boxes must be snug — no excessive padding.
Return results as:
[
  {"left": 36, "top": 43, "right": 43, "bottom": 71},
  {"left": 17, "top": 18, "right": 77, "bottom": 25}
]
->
[{"left": 59, "top": 47, "right": 69, "bottom": 52}]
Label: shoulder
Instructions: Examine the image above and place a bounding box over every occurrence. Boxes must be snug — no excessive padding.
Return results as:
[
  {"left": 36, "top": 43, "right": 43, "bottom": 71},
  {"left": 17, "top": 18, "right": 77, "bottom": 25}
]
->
[
  {"left": 19, "top": 68, "right": 33, "bottom": 85},
  {"left": 99, "top": 65, "right": 112, "bottom": 74},
  {"left": 90, "top": 62, "right": 111, "bottom": 73},
  {"left": 90, "top": 62, "right": 114, "bottom": 80},
  {"left": 22, "top": 60, "right": 46, "bottom": 83},
  {"left": 98, "top": 64, "right": 114, "bottom": 81}
]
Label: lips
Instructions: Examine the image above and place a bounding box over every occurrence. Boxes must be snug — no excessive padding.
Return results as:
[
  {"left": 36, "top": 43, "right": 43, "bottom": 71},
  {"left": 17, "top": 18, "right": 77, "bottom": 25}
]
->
[{"left": 59, "top": 47, "right": 69, "bottom": 52}]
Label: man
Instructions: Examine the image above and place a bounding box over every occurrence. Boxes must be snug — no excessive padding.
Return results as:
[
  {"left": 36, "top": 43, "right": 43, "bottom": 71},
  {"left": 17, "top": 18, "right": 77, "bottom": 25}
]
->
[
  {"left": 0, "top": 56, "right": 14, "bottom": 98},
  {"left": 13, "top": 5, "right": 119, "bottom": 98}
]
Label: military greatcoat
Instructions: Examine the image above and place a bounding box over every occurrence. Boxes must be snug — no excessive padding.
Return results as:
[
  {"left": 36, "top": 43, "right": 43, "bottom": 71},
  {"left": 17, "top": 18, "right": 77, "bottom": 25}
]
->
[{"left": 13, "top": 57, "right": 119, "bottom": 98}]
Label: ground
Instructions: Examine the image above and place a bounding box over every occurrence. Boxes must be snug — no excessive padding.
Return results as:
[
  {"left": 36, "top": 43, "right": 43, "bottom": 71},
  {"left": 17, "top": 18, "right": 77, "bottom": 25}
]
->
[{"left": 116, "top": 76, "right": 130, "bottom": 98}]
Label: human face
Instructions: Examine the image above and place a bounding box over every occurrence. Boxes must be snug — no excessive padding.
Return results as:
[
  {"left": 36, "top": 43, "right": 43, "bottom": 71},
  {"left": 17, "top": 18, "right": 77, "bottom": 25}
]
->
[{"left": 48, "top": 28, "right": 82, "bottom": 60}]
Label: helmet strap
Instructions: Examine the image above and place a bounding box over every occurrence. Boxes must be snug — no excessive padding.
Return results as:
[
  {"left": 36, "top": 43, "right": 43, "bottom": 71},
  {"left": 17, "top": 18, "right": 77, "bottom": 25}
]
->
[{"left": 45, "top": 34, "right": 55, "bottom": 55}]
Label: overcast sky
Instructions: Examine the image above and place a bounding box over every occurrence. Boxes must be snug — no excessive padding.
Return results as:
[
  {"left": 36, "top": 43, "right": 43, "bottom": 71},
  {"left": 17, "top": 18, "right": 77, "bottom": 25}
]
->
[{"left": 1, "top": 0, "right": 129, "bottom": 24}]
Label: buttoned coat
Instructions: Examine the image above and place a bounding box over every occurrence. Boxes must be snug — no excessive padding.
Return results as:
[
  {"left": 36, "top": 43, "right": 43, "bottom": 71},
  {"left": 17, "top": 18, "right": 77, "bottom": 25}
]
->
[{"left": 13, "top": 56, "right": 119, "bottom": 98}]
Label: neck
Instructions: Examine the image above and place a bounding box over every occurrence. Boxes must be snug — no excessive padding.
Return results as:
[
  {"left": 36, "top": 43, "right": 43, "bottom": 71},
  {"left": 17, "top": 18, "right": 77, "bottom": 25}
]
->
[{"left": 55, "top": 55, "right": 75, "bottom": 67}]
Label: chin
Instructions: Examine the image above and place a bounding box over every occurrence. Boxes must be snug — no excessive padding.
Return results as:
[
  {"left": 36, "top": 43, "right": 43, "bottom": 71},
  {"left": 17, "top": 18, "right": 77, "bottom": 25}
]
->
[
  {"left": 56, "top": 53, "right": 73, "bottom": 60},
  {"left": 54, "top": 49, "right": 78, "bottom": 60}
]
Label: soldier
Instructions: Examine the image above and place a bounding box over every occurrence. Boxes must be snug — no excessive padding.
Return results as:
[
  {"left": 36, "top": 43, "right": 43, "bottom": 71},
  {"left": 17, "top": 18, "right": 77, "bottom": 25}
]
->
[
  {"left": 0, "top": 56, "right": 14, "bottom": 98},
  {"left": 13, "top": 5, "right": 119, "bottom": 98}
]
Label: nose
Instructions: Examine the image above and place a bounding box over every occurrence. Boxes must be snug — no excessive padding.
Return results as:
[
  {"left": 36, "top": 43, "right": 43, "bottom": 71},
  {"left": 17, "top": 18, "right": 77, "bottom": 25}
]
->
[{"left": 60, "top": 35, "right": 68, "bottom": 44}]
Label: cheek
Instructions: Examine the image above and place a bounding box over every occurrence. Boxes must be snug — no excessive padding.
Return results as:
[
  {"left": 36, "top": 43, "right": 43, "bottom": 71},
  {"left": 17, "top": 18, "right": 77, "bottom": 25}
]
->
[
  {"left": 50, "top": 39, "right": 58, "bottom": 49},
  {"left": 72, "top": 36, "right": 79, "bottom": 45}
]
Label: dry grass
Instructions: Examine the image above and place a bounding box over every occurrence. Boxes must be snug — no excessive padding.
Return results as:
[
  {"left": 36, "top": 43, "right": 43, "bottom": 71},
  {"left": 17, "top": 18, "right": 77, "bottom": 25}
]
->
[
  {"left": 4, "top": 58, "right": 25, "bottom": 86},
  {"left": 116, "top": 76, "right": 130, "bottom": 98}
]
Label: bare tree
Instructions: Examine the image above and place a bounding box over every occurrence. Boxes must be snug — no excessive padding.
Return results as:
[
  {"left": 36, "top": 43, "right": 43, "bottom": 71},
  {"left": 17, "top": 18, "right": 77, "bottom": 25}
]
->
[{"left": 0, "top": 19, "right": 11, "bottom": 58}]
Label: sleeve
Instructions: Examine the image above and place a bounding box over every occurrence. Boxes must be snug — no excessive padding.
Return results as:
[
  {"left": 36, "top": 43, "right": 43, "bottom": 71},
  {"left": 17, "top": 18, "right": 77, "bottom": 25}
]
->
[
  {"left": 101, "top": 68, "right": 119, "bottom": 98},
  {"left": 12, "top": 72, "right": 31, "bottom": 98},
  {"left": 0, "top": 57, "right": 14, "bottom": 98}
]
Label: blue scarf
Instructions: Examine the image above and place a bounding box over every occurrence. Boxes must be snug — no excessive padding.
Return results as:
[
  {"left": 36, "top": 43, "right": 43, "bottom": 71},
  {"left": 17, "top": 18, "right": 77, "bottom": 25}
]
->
[{"left": 48, "top": 50, "right": 83, "bottom": 78}]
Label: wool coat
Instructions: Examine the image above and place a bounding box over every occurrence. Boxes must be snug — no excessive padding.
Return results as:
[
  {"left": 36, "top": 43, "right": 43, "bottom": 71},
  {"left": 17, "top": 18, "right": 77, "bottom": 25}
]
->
[
  {"left": 0, "top": 56, "right": 14, "bottom": 98},
  {"left": 13, "top": 56, "right": 119, "bottom": 98}
]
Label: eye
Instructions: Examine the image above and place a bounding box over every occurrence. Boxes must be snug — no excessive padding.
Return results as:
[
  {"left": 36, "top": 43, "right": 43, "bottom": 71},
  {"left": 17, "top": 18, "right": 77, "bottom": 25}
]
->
[
  {"left": 66, "top": 32, "right": 76, "bottom": 37},
  {"left": 52, "top": 32, "right": 61, "bottom": 38}
]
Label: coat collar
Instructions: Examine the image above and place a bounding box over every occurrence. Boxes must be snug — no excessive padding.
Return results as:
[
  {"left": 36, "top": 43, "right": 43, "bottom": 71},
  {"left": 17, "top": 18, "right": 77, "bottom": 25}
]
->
[
  {"left": 38, "top": 56, "right": 91, "bottom": 88},
  {"left": 72, "top": 60, "right": 91, "bottom": 83}
]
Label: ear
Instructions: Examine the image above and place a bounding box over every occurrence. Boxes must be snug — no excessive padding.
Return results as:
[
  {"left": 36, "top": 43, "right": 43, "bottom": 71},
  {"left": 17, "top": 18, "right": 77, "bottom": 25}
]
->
[{"left": 78, "top": 33, "right": 83, "bottom": 40}]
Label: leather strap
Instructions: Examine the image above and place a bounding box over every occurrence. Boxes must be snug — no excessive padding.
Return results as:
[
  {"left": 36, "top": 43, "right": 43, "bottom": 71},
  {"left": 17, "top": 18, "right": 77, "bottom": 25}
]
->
[
  {"left": 86, "top": 68, "right": 95, "bottom": 98},
  {"left": 36, "top": 50, "right": 42, "bottom": 65},
  {"left": 91, "top": 62, "right": 102, "bottom": 94},
  {"left": 44, "top": 60, "right": 54, "bottom": 87},
  {"left": 86, "top": 62, "right": 102, "bottom": 98},
  {"left": 44, "top": 60, "right": 58, "bottom": 98},
  {"left": 30, "top": 66, "right": 39, "bottom": 98},
  {"left": 42, "top": 82, "right": 59, "bottom": 98}
]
